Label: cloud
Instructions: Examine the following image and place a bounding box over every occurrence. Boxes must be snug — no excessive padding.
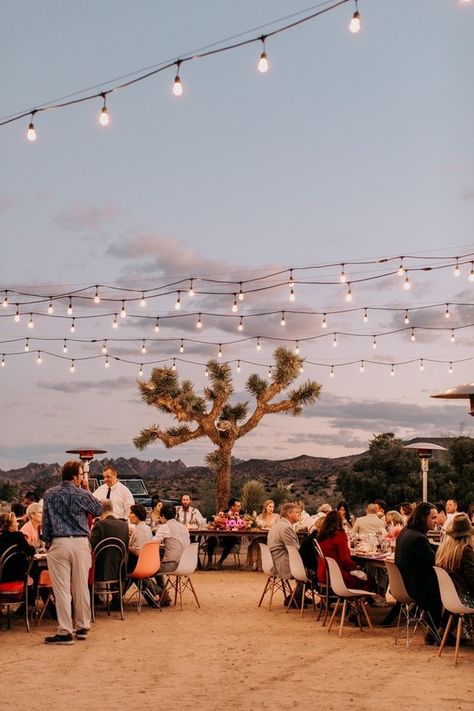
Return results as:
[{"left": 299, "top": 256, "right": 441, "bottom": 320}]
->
[
  {"left": 38, "top": 375, "right": 135, "bottom": 394},
  {"left": 461, "top": 189, "right": 474, "bottom": 201},
  {"left": 0, "top": 195, "right": 14, "bottom": 213},
  {"left": 52, "top": 203, "right": 119, "bottom": 232},
  {"left": 287, "top": 430, "right": 368, "bottom": 450}
]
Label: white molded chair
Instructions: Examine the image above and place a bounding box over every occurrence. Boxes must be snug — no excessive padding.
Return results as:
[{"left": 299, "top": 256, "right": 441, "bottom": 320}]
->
[
  {"left": 385, "top": 560, "right": 432, "bottom": 646},
  {"left": 160, "top": 543, "right": 200, "bottom": 610},
  {"left": 325, "top": 557, "right": 376, "bottom": 637},
  {"left": 314, "top": 539, "right": 336, "bottom": 626},
  {"left": 257, "top": 543, "right": 293, "bottom": 610},
  {"left": 433, "top": 566, "right": 474, "bottom": 665},
  {"left": 286, "top": 546, "right": 319, "bottom": 617}
]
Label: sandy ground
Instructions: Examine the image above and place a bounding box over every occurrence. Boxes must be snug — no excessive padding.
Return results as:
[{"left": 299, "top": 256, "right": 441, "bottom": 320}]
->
[{"left": 1, "top": 570, "right": 473, "bottom": 711}]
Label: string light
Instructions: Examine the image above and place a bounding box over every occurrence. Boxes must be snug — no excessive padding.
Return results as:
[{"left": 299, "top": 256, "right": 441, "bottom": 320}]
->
[
  {"left": 340, "top": 264, "right": 347, "bottom": 283},
  {"left": 330, "top": 366, "right": 334, "bottom": 378},
  {"left": 294, "top": 340, "right": 299, "bottom": 355},
  {"left": 280, "top": 312, "right": 286, "bottom": 327},
  {"left": 363, "top": 308, "right": 368, "bottom": 323},
  {"left": 112, "top": 314, "right": 118, "bottom": 329},
  {"left": 390, "top": 364, "right": 395, "bottom": 377},
  {"left": 67, "top": 298, "right": 73, "bottom": 316},
  {"left": 398, "top": 259, "right": 405, "bottom": 276},
  {"left": 99, "top": 93, "right": 109, "bottom": 126},
  {"left": 372, "top": 335, "right": 377, "bottom": 349},
  {"left": 348, "top": 0, "right": 361, "bottom": 33},
  {"left": 289, "top": 287, "right": 296, "bottom": 302},
  {"left": 469, "top": 262, "right": 474, "bottom": 282},
  {"left": 171, "top": 358, "right": 176, "bottom": 371},
  {"left": 141, "top": 340, "right": 147, "bottom": 355},
  {"left": 47, "top": 299, "right": 54, "bottom": 314},
  {"left": 419, "top": 358, "right": 424, "bottom": 371},
  {"left": 1, "top": 354, "right": 5, "bottom": 367},
  {"left": 345, "top": 283, "right": 353, "bottom": 302},
  {"left": 105, "top": 355, "right": 110, "bottom": 368},
  {"left": 14, "top": 306, "right": 20, "bottom": 322},
  {"left": 445, "top": 304, "right": 450, "bottom": 319},
  {"left": 205, "top": 366, "right": 209, "bottom": 377},
  {"left": 450, "top": 329, "right": 455, "bottom": 343},
  {"left": 37, "top": 351, "right": 42, "bottom": 364},
  {"left": 231, "top": 295, "right": 238, "bottom": 313},
  {"left": 196, "top": 314, "right": 202, "bottom": 329},
  {"left": 188, "top": 279, "right": 195, "bottom": 297},
  {"left": 24, "top": 338, "right": 29, "bottom": 352},
  {"left": 321, "top": 314, "right": 327, "bottom": 329},
  {"left": 257, "top": 36, "right": 269, "bottom": 73},
  {"left": 140, "top": 292, "right": 146, "bottom": 307},
  {"left": 101, "top": 340, "right": 108, "bottom": 354},
  {"left": 138, "top": 364, "right": 143, "bottom": 377},
  {"left": 448, "top": 362, "right": 453, "bottom": 375},
  {"left": 333, "top": 333, "right": 338, "bottom": 347},
  {"left": 28, "top": 314, "right": 34, "bottom": 329},
  {"left": 218, "top": 344, "right": 222, "bottom": 358},
  {"left": 173, "top": 61, "right": 183, "bottom": 96},
  {"left": 360, "top": 360, "right": 365, "bottom": 373},
  {"left": 154, "top": 318, "right": 160, "bottom": 333},
  {"left": 27, "top": 113, "right": 37, "bottom": 141},
  {"left": 454, "top": 259, "right": 460, "bottom": 277},
  {"left": 63, "top": 339, "right": 68, "bottom": 353},
  {"left": 238, "top": 317, "right": 244, "bottom": 332},
  {"left": 70, "top": 359, "right": 75, "bottom": 372},
  {"left": 70, "top": 318, "right": 75, "bottom": 333},
  {"left": 288, "top": 270, "right": 294, "bottom": 288},
  {"left": 120, "top": 300, "right": 127, "bottom": 318},
  {"left": 175, "top": 291, "right": 181, "bottom": 310},
  {"left": 403, "top": 275, "right": 411, "bottom": 290},
  {"left": 238, "top": 283, "right": 244, "bottom": 301},
  {"left": 236, "top": 360, "right": 241, "bottom": 373},
  {"left": 94, "top": 286, "right": 101, "bottom": 304},
  {"left": 2, "top": 291, "right": 8, "bottom": 308},
  {"left": 256, "top": 337, "right": 262, "bottom": 351},
  {"left": 179, "top": 339, "right": 184, "bottom": 353},
  {"left": 411, "top": 328, "right": 416, "bottom": 342},
  {"left": 267, "top": 366, "right": 272, "bottom": 378},
  {"left": 404, "top": 310, "right": 410, "bottom": 325}
]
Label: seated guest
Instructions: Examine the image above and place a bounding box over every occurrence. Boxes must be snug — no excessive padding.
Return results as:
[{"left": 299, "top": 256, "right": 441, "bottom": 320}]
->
[
  {"left": 90, "top": 499, "right": 129, "bottom": 578},
  {"left": 352, "top": 503, "right": 387, "bottom": 535},
  {"left": 336, "top": 501, "right": 354, "bottom": 532},
  {"left": 175, "top": 493, "right": 206, "bottom": 528},
  {"left": 294, "top": 499, "right": 313, "bottom": 532},
  {"left": 310, "top": 503, "right": 332, "bottom": 532},
  {"left": 374, "top": 499, "right": 387, "bottom": 521},
  {"left": 21, "top": 502, "right": 43, "bottom": 548},
  {"left": 11, "top": 502, "right": 28, "bottom": 528},
  {"left": 149, "top": 496, "right": 163, "bottom": 533},
  {"left": 298, "top": 528, "right": 319, "bottom": 580},
  {"left": 22, "top": 491, "right": 38, "bottom": 508},
  {"left": 153, "top": 504, "right": 189, "bottom": 605},
  {"left": 385, "top": 510, "right": 404, "bottom": 530},
  {"left": 0, "top": 512, "right": 35, "bottom": 580},
  {"left": 127, "top": 504, "right": 153, "bottom": 573},
  {"left": 268, "top": 502, "right": 301, "bottom": 580},
  {"left": 399, "top": 502, "right": 413, "bottom": 525},
  {"left": 208, "top": 498, "right": 242, "bottom": 569},
  {"left": 443, "top": 498, "right": 458, "bottom": 531},
  {"left": 395, "top": 501, "right": 441, "bottom": 642},
  {"left": 435, "top": 513, "right": 474, "bottom": 610},
  {"left": 246, "top": 499, "right": 280, "bottom": 571},
  {"left": 316, "top": 511, "right": 369, "bottom": 591}
]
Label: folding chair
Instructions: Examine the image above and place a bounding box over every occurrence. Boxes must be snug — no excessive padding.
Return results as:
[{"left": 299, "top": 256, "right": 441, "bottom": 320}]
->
[
  {"left": 159, "top": 543, "right": 200, "bottom": 610},
  {"left": 91, "top": 537, "right": 127, "bottom": 621},
  {"left": 433, "top": 566, "right": 474, "bottom": 666},
  {"left": 257, "top": 543, "right": 293, "bottom": 610},
  {"left": 325, "top": 557, "right": 376, "bottom": 637}
]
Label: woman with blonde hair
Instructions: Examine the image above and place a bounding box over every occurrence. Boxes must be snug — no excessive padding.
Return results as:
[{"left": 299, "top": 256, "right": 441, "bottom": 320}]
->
[
  {"left": 256, "top": 499, "right": 280, "bottom": 529},
  {"left": 21, "top": 502, "right": 43, "bottom": 548},
  {"left": 246, "top": 500, "right": 279, "bottom": 571},
  {"left": 435, "top": 513, "right": 474, "bottom": 604}
]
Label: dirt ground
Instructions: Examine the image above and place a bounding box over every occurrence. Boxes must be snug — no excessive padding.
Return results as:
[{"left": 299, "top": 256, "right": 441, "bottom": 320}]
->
[{"left": 1, "top": 570, "right": 473, "bottom": 711}]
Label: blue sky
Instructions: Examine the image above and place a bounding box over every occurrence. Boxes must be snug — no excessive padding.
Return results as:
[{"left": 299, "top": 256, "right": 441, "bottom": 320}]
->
[{"left": 1, "top": 0, "right": 473, "bottom": 470}]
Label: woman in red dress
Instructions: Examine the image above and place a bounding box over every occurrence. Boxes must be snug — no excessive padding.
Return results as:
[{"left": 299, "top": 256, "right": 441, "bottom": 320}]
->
[{"left": 317, "top": 510, "right": 369, "bottom": 590}]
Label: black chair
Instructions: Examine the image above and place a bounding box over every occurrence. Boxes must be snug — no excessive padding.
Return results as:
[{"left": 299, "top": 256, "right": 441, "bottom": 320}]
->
[
  {"left": 0, "top": 545, "right": 31, "bottom": 632},
  {"left": 91, "top": 537, "right": 127, "bottom": 621}
]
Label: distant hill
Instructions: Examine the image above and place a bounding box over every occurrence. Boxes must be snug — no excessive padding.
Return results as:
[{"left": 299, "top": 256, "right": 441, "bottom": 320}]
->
[{"left": 0, "top": 452, "right": 363, "bottom": 514}]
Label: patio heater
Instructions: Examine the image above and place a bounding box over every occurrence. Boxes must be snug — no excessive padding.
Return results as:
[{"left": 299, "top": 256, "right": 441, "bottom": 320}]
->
[
  {"left": 65, "top": 447, "right": 107, "bottom": 483},
  {"left": 404, "top": 442, "right": 447, "bottom": 502},
  {"left": 431, "top": 383, "right": 474, "bottom": 417}
]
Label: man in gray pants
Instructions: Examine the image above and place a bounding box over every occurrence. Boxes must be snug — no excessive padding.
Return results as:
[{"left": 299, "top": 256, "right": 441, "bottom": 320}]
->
[{"left": 42, "top": 460, "right": 102, "bottom": 644}]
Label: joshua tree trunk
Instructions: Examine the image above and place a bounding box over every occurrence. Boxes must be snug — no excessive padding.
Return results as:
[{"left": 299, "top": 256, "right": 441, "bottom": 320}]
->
[{"left": 215, "top": 445, "right": 232, "bottom": 512}]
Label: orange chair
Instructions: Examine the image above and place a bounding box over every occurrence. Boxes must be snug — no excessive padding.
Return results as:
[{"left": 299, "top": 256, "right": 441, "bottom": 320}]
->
[
  {"left": 32, "top": 569, "right": 55, "bottom": 625},
  {"left": 126, "top": 541, "right": 161, "bottom": 613}
]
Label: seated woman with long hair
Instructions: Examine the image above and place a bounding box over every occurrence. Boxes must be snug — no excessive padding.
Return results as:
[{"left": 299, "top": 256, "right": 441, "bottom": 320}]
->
[
  {"left": 246, "top": 499, "right": 280, "bottom": 571},
  {"left": 317, "top": 510, "right": 369, "bottom": 591},
  {"left": 336, "top": 500, "right": 354, "bottom": 532},
  {"left": 435, "top": 513, "right": 474, "bottom": 612}
]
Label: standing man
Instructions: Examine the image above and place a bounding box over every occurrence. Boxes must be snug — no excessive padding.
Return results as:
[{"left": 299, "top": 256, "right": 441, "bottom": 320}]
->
[
  {"left": 443, "top": 498, "right": 458, "bottom": 531},
  {"left": 175, "top": 493, "right": 206, "bottom": 528},
  {"left": 42, "top": 460, "right": 102, "bottom": 645},
  {"left": 93, "top": 465, "right": 135, "bottom": 520}
]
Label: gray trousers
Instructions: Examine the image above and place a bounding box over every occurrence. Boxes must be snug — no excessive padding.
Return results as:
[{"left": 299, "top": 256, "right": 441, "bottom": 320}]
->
[{"left": 47, "top": 537, "right": 92, "bottom": 636}]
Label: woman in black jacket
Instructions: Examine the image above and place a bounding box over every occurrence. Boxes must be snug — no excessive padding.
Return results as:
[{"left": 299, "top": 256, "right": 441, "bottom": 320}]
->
[{"left": 0, "top": 512, "right": 35, "bottom": 581}]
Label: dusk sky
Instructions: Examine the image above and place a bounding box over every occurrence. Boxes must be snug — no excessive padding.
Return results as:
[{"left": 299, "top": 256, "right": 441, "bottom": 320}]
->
[{"left": 1, "top": 0, "right": 473, "bottom": 471}]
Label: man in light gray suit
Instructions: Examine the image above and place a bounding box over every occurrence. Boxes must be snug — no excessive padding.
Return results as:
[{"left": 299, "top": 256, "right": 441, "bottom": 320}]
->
[{"left": 267, "top": 502, "right": 301, "bottom": 579}]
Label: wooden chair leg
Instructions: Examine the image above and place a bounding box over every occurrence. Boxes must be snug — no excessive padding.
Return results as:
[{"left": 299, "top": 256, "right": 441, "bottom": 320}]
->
[
  {"left": 438, "top": 614, "right": 453, "bottom": 657},
  {"left": 339, "top": 599, "right": 347, "bottom": 637},
  {"left": 328, "top": 598, "right": 340, "bottom": 632},
  {"left": 454, "top": 616, "right": 463, "bottom": 666},
  {"left": 361, "top": 600, "right": 373, "bottom": 630}
]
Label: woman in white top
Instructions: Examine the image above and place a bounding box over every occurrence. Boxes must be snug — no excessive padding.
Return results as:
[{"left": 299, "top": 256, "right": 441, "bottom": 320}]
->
[{"left": 247, "top": 500, "right": 280, "bottom": 571}]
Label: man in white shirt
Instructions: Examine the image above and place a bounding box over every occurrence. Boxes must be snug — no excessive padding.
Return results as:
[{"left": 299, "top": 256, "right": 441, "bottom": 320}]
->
[
  {"left": 442, "top": 498, "right": 458, "bottom": 531},
  {"left": 175, "top": 493, "right": 206, "bottom": 528},
  {"left": 93, "top": 466, "right": 135, "bottom": 519},
  {"left": 352, "top": 503, "right": 387, "bottom": 535},
  {"left": 154, "top": 504, "right": 190, "bottom": 572}
]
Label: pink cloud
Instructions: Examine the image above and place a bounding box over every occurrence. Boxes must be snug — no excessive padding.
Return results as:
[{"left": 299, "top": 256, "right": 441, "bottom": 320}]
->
[{"left": 53, "top": 203, "right": 119, "bottom": 231}]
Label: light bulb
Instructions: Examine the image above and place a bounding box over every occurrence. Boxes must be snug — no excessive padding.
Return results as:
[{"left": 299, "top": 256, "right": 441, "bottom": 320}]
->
[
  {"left": 238, "top": 317, "right": 244, "bottom": 332},
  {"left": 94, "top": 287, "right": 101, "bottom": 304},
  {"left": 141, "top": 340, "right": 147, "bottom": 355},
  {"left": 340, "top": 265, "right": 347, "bottom": 283},
  {"left": 173, "top": 71, "right": 183, "bottom": 96},
  {"left": 138, "top": 364, "right": 144, "bottom": 377},
  {"left": 390, "top": 365, "right": 395, "bottom": 377},
  {"left": 25, "top": 339, "right": 29, "bottom": 352},
  {"left": 205, "top": 367, "right": 209, "bottom": 377},
  {"left": 171, "top": 359, "right": 176, "bottom": 371},
  {"left": 140, "top": 292, "right": 146, "bottom": 307},
  {"left": 99, "top": 105, "right": 109, "bottom": 126},
  {"left": 322, "top": 315, "right": 327, "bottom": 329},
  {"left": 448, "top": 362, "right": 453, "bottom": 375},
  {"left": 372, "top": 336, "right": 377, "bottom": 349},
  {"left": 349, "top": 10, "right": 361, "bottom": 33},
  {"left": 404, "top": 310, "right": 410, "bottom": 325},
  {"left": 120, "top": 301, "right": 127, "bottom": 318},
  {"left": 175, "top": 292, "right": 181, "bottom": 310},
  {"left": 398, "top": 261, "right": 405, "bottom": 276},
  {"left": 257, "top": 37, "right": 269, "bottom": 75},
  {"left": 288, "top": 270, "right": 294, "bottom": 288},
  {"left": 295, "top": 341, "right": 300, "bottom": 355},
  {"left": 37, "top": 351, "right": 42, "bottom": 364},
  {"left": 27, "top": 118, "right": 36, "bottom": 141},
  {"left": 67, "top": 298, "right": 73, "bottom": 315},
  {"left": 231, "top": 296, "right": 238, "bottom": 313},
  {"left": 180, "top": 339, "right": 184, "bottom": 353},
  {"left": 70, "top": 360, "right": 75, "bottom": 372},
  {"left": 218, "top": 345, "right": 222, "bottom": 358},
  {"left": 360, "top": 360, "right": 365, "bottom": 373},
  {"left": 188, "top": 280, "right": 195, "bottom": 297},
  {"left": 450, "top": 330, "right": 455, "bottom": 343},
  {"left": 445, "top": 305, "right": 450, "bottom": 319},
  {"left": 411, "top": 329, "right": 416, "bottom": 342},
  {"left": 14, "top": 307, "right": 20, "bottom": 322},
  {"left": 419, "top": 359, "right": 424, "bottom": 371},
  {"left": 454, "top": 259, "right": 460, "bottom": 277},
  {"left": 48, "top": 300, "right": 53, "bottom": 314},
  {"left": 299, "top": 365, "right": 304, "bottom": 374},
  {"left": 403, "top": 275, "right": 411, "bottom": 290},
  {"left": 289, "top": 288, "right": 296, "bottom": 302},
  {"left": 2, "top": 292, "right": 8, "bottom": 308},
  {"left": 112, "top": 314, "right": 118, "bottom": 329},
  {"left": 256, "top": 338, "right": 261, "bottom": 351},
  {"left": 238, "top": 284, "right": 244, "bottom": 301},
  {"left": 70, "top": 318, "right": 75, "bottom": 333},
  {"left": 469, "top": 262, "right": 474, "bottom": 281},
  {"left": 28, "top": 314, "right": 34, "bottom": 329},
  {"left": 101, "top": 341, "right": 108, "bottom": 355},
  {"left": 345, "top": 284, "right": 353, "bottom": 302},
  {"left": 154, "top": 318, "right": 160, "bottom": 333},
  {"left": 63, "top": 340, "right": 68, "bottom": 353},
  {"left": 333, "top": 334, "right": 338, "bottom": 347},
  {"left": 105, "top": 356, "right": 110, "bottom": 368},
  {"left": 330, "top": 366, "right": 334, "bottom": 378},
  {"left": 363, "top": 308, "right": 368, "bottom": 323},
  {"left": 236, "top": 360, "right": 241, "bottom": 373},
  {"left": 280, "top": 312, "right": 286, "bottom": 327},
  {"left": 268, "top": 367, "right": 272, "bottom": 378},
  {"left": 196, "top": 314, "right": 202, "bottom": 329},
  {"left": 1, "top": 355, "right": 5, "bottom": 367}
]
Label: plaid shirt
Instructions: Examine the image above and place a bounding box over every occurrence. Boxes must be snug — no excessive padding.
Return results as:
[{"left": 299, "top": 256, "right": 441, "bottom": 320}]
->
[{"left": 42, "top": 481, "right": 102, "bottom": 543}]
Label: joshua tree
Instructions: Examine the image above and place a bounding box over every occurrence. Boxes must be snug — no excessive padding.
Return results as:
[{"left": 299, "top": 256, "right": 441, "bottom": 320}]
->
[{"left": 134, "top": 346, "right": 321, "bottom": 511}]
